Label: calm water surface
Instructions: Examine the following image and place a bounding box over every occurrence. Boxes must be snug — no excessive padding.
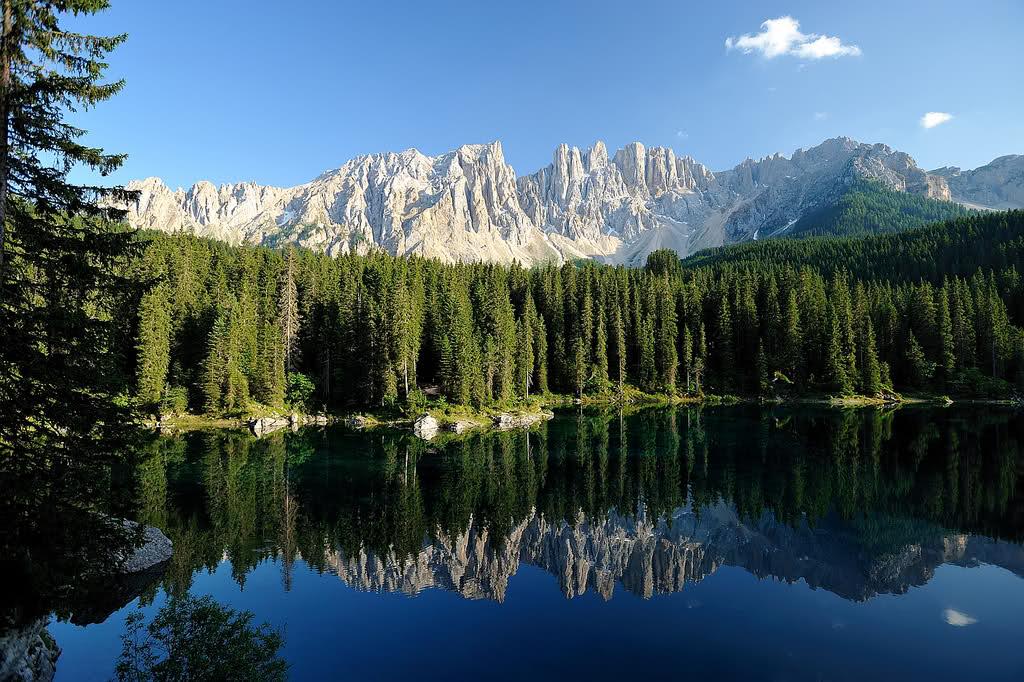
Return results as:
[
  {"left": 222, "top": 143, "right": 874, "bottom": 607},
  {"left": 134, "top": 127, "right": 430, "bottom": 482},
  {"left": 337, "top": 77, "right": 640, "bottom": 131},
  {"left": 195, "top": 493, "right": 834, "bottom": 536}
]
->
[{"left": 49, "top": 406, "right": 1024, "bottom": 680}]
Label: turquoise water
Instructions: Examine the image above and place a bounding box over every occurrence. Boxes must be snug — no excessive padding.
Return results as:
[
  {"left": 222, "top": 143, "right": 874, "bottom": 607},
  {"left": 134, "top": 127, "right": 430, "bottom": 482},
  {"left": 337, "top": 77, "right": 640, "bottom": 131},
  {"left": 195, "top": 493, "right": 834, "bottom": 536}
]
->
[{"left": 48, "top": 406, "right": 1024, "bottom": 680}]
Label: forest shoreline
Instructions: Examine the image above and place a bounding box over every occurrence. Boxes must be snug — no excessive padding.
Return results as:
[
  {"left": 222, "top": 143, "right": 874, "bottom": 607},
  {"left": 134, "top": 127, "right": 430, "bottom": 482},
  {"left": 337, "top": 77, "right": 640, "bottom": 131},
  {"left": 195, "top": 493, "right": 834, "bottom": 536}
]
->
[{"left": 144, "top": 390, "right": 1014, "bottom": 436}]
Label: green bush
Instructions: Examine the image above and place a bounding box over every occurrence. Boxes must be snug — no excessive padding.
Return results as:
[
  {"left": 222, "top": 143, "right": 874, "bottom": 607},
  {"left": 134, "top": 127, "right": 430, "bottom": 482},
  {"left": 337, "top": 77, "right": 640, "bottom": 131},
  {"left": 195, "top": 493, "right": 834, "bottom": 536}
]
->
[{"left": 286, "top": 372, "right": 316, "bottom": 411}]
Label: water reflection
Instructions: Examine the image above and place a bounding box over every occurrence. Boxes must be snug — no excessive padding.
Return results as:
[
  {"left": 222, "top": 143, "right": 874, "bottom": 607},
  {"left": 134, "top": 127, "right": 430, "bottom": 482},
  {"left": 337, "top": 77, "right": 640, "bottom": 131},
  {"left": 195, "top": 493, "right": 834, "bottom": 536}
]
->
[{"left": 131, "top": 406, "right": 1024, "bottom": 604}]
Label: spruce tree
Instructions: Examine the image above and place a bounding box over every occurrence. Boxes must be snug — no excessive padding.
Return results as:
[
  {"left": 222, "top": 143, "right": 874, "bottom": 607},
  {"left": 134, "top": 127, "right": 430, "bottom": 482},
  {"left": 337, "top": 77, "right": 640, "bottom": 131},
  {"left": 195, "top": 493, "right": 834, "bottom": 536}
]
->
[
  {"left": 136, "top": 284, "right": 171, "bottom": 409},
  {"left": 279, "top": 247, "right": 300, "bottom": 374},
  {"left": 904, "top": 331, "right": 935, "bottom": 389},
  {"left": 515, "top": 315, "right": 533, "bottom": 398},
  {"left": 0, "top": 0, "right": 141, "bottom": 604},
  {"left": 593, "top": 300, "right": 609, "bottom": 390},
  {"left": 937, "top": 287, "right": 956, "bottom": 386},
  {"left": 860, "top": 318, "right": 882, "bottom": 395},
  {"left": 534, "top": 313, "right": 548, "bottom": 394},
  {"left": 612, "top": 297, "right": 626, "bottom": 395},
  {"left": 655, "top": 278, "right": 678, "bottom": 392},
  {"left": 756, "top": 341, "right": 770, "bottom": 396},
  {"left": 781, "top": 287, "right": 803, "bottom": 385}
]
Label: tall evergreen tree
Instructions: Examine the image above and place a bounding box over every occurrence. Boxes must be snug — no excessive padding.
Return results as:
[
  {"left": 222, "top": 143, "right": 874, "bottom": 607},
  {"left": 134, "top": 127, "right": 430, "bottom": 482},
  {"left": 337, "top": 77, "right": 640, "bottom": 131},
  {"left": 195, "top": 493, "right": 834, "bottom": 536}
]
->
[
  {"left": 0, "top": 0, "right": 141, "bottom": 603},
  {"left": 279, "top": 247, "right": 300, "bottom": 374},
  {"left": 136, "top": 284, "right": 171, "bottom": 408}
]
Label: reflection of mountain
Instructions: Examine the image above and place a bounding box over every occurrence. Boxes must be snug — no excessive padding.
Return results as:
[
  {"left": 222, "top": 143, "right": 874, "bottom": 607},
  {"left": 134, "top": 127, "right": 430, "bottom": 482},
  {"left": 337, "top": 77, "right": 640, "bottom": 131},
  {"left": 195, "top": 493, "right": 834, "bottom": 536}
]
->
[{"left": 323, "top": 504, "right": 1024, "bottom": 603}]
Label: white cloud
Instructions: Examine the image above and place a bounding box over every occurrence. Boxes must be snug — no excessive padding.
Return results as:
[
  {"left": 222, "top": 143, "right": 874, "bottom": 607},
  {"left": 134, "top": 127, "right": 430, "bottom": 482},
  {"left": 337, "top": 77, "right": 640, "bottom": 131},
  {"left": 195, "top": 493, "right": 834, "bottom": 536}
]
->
[
  {"left": 676, "top": 130, "right": 689, "bottom": 140},
  {"left": 814, "top": 111, "right": 829, "bottom": 121},
  {"left": 921, "top": 111, "right": 954, "bottom": 129},
  {"left": 943, "top": 608, "right": 977, "bottom": 627},
  {"left": 726, "top": 16, "right": 861, "bottom": 60}
]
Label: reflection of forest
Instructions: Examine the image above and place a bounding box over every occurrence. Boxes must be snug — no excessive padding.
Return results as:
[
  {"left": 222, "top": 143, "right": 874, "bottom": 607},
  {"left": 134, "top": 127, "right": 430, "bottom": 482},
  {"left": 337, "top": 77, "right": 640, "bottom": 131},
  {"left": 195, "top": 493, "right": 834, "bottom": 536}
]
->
[{"left": 133, "top": 407, "right": 1024, "bottom": 602}]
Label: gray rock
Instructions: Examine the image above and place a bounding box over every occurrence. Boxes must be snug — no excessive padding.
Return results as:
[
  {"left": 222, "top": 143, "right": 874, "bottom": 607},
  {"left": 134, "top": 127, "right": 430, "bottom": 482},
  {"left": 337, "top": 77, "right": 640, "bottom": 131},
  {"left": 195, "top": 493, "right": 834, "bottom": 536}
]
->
[
  {"left": 492, "top": 411, "right": 553, "bottom": 430},
  {"left": 446, "top": 420, "right": 476, "bottom": 434},
  {"left": 932, "top": 154, "right": 1024, "bottom": 210},
  {"left": 121, "top": 136, "right": 988, "bottom": 265},
  {"left": 343, "top": 415, "right": 369, "bottom": 429},
  {"left": 248, "top": 415, "right": 289, "bottom": 437},
  {"left": 412, "top": 414, "right": 439, "bottom": 440},
  {"left": 119, "top": 520, "right": 173, "bottom": 574},
  {"left": 0, "top": 619, "right": 59, "bottom": 682}
]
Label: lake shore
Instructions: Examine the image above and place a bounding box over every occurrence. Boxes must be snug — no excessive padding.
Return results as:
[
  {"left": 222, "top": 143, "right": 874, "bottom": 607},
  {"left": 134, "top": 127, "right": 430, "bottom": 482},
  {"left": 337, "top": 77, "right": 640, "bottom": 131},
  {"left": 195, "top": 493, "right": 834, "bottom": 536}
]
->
[{"left": 145, "top": 387, "right": 1018, "bottom": 435}]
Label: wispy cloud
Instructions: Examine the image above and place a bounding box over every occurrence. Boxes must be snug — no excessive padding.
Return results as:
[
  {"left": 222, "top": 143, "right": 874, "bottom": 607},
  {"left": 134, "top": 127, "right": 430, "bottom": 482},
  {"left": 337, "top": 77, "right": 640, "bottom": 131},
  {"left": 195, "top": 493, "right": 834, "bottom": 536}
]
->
[
  {"left": 676, "top": 130, "right": 689, "bottom": 140},
  {"left": 725, "top": 16, "right": 861, "bottom": 60},
  {"left": 921, "top": 111, "right": 954, "bottom": 129},
  {"left": 814, "top": 112, "right": 829, "bottom": 121},
  {"left": 943, "top": 609, "right": 977, "bottom": 627}
]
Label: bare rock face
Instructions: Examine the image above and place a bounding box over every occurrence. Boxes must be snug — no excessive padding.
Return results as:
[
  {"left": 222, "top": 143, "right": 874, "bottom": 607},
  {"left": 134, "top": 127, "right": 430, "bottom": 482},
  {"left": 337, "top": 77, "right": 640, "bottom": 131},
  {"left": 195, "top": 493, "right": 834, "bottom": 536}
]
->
[
  {"left": 932, "top": 155, "right": 1024, "bottom": 210},
  {"left": 125, "top": 136, "right": 977, "bottom": 264}
]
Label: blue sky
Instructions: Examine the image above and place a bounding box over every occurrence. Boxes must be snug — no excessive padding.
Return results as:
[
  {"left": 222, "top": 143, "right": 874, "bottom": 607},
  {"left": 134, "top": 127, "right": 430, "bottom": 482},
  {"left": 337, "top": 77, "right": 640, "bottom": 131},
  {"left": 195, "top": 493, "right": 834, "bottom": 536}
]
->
[{"left": 69, "top": 0, "right": 1023, "bottom": 189}]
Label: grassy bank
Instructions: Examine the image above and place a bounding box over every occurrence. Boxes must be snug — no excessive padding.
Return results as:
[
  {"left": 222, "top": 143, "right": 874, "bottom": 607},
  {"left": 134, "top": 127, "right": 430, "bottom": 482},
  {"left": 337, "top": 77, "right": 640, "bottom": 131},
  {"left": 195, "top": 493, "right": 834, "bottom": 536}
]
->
[{"left": 144, "top": 384, "right": 1012, "bottom": 435}]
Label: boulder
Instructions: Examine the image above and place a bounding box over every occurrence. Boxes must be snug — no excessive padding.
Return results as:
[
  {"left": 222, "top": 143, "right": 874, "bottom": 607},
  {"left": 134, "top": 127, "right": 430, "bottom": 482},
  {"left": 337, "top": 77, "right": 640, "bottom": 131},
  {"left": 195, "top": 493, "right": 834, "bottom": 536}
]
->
[
  {"left": 492, "top": 411, "right": 553, "bottom": 430},
  {"left": 413, "top": 414, "right": 439, "bottom": 440},
  {"left": 119, "top": 520, "right": 173, "bottom": 574},
  {"left": 446, "top": 420, "right": 476, "bottom": 434},
  {"left": 493, "top": 413, "right": 517, "bottom": 430},
  {"left": 248, "top": 416, "right": 289, "bottom": 437},
  {"left": 343, "top": 415, "right": 369, "bottom": 429}
]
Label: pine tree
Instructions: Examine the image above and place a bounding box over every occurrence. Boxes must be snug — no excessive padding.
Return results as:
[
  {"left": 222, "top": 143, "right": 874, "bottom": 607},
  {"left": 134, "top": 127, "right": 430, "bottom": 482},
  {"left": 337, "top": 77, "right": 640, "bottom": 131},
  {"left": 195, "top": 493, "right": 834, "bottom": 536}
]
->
[
  {"left": 693, "top": 322, "right": 707, "bottom": 394},
  {"left": 279, "top": 248, "right": 300, "bottom": 374},
  {"left": 860, "top": 318, "right": 882, "bottom": 395},
  {"left": 655, "top": 278, "right": 678, "bottom": 392},
  {"left": 593, "top": 300, "right": 609, "bottom": 390},
  {"left": 781, "top": 287, "right": 802, "bottom": 384},
  {"left": 572, "top": 337, "right": 586, "bottom": 398},
  {"left": 714, "top": 294, "right": 734, "bottom": 392},
  {"left": 534, "top": 313, "right": 548, "bottom": 394},
  {"left": 825, "top": 306, "right": 852, "bottom": 395},
  {"left": 756, "top": 341, "right": 770, "bottom": 396},
  {"left": 937, "top": 287, "right": 956, "bottom": 386},
  {"left": 904, "top": 331, "right": 934, "bottom": 389},
  {"left": 612, "top": 297, "right": 626, "bottom": 395},
  {"left": 638, "top": 315, "right": 656, "bottom": 392},
  {"left": 202, "top": 312, "right": 229, "bottom": 413},
  {"left": 137, "top": 284, "right": 171, "bottom": 409},
  {"left": 680, "top": 324, "right": 693, "bottom": 393},
  {"left": 515, "top": 315, "right": 534, "bottom": 398}
]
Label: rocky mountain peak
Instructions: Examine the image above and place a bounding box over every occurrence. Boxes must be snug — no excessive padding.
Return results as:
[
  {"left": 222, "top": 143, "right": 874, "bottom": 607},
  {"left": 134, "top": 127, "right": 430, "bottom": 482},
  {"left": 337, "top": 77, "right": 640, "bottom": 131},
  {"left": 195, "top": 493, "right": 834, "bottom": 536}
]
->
[{"left": 123, "top": 136, "right": 1016, "bottom": 265}]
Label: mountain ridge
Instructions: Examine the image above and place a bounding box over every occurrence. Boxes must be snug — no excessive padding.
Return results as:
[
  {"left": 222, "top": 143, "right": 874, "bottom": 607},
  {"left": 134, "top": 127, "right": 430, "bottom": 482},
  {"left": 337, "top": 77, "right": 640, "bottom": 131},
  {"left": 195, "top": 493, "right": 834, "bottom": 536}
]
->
[{"left": 125, "top": 137, "right": 1021, "bottom": 264}]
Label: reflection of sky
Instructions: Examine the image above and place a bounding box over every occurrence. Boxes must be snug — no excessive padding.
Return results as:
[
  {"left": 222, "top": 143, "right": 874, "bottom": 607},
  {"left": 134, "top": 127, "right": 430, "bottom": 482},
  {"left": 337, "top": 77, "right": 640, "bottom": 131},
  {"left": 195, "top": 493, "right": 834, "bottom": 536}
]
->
[{"left": 51, "top": 559, "right": 1024, "bottom": 681}]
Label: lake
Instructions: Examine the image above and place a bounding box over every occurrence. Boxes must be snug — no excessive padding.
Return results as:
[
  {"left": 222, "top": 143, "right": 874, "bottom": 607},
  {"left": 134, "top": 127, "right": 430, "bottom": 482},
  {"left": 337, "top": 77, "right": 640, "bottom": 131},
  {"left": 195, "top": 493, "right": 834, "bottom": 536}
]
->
[{"left": 44, "top": 406, "right": 1024, "bottom": 680}]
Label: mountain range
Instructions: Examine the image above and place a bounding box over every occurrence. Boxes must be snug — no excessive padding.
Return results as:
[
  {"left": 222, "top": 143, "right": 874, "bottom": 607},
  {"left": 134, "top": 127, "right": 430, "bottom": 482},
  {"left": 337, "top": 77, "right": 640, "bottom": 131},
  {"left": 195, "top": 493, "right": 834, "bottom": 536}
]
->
[{"left": 124, "top": 137, "right": 1023, "bottom": 264}]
